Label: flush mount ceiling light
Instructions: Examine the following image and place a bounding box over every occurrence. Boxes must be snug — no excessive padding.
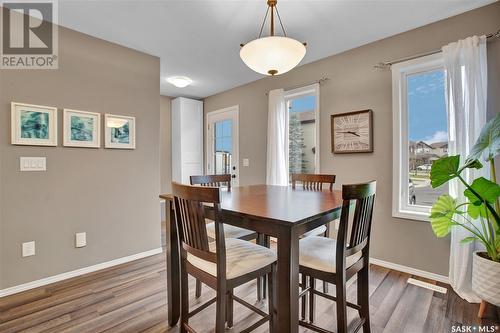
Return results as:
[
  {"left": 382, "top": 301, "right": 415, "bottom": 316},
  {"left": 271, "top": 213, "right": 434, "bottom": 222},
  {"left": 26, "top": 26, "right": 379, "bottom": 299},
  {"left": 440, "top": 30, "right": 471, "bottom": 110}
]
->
[
  {"left": 166, "top": 76, "right": 193, "bottom": 88},
  {"left": 240, "top": 0, "right": 306, "bottom": 76}
]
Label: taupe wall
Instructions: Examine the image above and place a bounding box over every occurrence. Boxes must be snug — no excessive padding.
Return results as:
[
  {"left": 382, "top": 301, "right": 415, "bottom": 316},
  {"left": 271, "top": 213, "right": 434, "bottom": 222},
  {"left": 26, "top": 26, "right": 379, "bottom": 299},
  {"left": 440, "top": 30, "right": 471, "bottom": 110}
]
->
[
  {"left": 204, "top": 2, "right": 500, "bottom": 276},
  {"left": 0, "top": 26, "right": 161, "bottom": 289},
  {"left": 160, "top": 96, "right": 172, "bottom": 194}
]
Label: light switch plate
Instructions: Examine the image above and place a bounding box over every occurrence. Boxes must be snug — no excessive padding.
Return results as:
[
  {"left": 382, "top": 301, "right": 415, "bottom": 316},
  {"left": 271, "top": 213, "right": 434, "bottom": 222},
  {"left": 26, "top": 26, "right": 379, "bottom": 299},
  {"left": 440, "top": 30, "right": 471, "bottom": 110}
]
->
[
  {"left": 75, "top": 232, "right": 87, "bottom": 248},
  {"left": 20, "top": 157, "right": 46, "bottom": 171},
  {"left": 22, "top": 241, "right": 35, "bottom": 257},
  {"left": 243, "top": 158, "right": 250, "bottom": 167}
]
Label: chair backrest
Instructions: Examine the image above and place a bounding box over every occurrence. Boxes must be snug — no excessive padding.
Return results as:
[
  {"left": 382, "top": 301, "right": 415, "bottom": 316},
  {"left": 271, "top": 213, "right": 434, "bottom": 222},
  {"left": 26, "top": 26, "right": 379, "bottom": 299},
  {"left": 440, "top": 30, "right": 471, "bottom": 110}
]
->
[
  {"left": 190, "top": 174, "right": 232, "bottom": 191},
  {"left": 337, "top": 181, "right": 377, "bottom": 261},
  {"left": 172, "top": 182, "right": 225, "bottom": 265},
  {"left": 291, "top": 174, "right": 336, "bottom": 191}
]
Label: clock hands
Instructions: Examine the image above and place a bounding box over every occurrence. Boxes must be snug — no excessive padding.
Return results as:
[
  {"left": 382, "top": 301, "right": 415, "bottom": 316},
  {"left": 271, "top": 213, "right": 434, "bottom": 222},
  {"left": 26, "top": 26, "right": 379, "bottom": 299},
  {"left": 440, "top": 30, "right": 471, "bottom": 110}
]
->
[{"left": 337, "top": 131, "right": 360, "bottom": 137}]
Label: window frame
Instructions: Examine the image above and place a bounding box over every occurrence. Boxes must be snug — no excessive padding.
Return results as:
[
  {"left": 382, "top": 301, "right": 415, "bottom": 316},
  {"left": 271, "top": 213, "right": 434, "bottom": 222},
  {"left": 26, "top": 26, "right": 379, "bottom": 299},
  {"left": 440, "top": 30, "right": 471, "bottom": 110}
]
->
[
  {"left": 391, "top": 53, "right": 445, "bottom": 222},
  {"left": 284, "top": 83, "right": 320, "bottom": 173}
]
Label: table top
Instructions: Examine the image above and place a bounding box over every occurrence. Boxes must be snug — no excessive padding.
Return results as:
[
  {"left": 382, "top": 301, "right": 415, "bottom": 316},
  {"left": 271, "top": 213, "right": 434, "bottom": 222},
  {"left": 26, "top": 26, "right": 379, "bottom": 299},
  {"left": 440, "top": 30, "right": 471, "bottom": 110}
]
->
[{"left": 161, "top": 184, "right": 343, "bottom": 225}]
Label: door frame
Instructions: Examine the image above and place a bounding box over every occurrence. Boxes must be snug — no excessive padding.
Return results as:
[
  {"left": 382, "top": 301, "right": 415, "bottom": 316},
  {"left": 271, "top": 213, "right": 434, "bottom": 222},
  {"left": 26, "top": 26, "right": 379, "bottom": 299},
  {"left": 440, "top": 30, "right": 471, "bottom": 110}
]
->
[{"left": 205, "top": 105, "right": 240, "bottom": 186}]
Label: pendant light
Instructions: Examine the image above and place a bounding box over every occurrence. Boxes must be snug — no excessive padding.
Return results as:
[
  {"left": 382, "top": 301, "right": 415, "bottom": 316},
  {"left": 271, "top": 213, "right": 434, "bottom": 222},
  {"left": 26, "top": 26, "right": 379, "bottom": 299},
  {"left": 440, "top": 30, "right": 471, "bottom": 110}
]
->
[{"left": 240, "top": 0, "right": 306, "bottom": 76}]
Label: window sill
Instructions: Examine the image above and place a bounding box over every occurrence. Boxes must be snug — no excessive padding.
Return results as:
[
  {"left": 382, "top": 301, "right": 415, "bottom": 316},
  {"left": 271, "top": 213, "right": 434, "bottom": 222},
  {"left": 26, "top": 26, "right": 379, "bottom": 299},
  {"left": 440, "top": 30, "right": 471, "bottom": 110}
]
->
[{"left": 393, "top": 209, "right": 430, "bottom": 222}]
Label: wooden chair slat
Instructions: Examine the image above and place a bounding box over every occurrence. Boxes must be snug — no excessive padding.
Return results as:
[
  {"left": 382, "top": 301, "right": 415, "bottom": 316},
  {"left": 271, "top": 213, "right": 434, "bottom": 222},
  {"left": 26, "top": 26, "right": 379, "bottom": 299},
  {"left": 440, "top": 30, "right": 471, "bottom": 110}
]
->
[
  {"left": 291, "top": 174, "right": 336, "bottom": 191},
  {"left": 190, "top": 174, "right": 232, "bottom": 191}
]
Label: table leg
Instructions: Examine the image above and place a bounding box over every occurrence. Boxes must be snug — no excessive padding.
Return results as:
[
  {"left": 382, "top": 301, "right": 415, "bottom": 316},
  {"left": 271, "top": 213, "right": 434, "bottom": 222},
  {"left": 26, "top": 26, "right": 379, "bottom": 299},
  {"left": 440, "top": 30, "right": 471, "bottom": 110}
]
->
[
  {"left": 275, "top": 227, "right": 300, "bottom": 333},
  {"left": 165, "top": 199, "right": 180, "bottom": 327}
]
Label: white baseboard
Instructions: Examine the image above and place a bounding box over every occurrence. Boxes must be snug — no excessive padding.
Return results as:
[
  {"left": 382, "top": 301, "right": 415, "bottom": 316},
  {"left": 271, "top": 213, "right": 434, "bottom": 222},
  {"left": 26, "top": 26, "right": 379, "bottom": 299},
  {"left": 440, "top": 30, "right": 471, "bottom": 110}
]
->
[
  {"left": 370, "top": 257, "right": 449, "bottom": 284},
  {"left": 0, "top": 249, "right": 448, "bottom": 298},
  {"left": 0, "top": 247, "right": 163, "bottom": 298}
]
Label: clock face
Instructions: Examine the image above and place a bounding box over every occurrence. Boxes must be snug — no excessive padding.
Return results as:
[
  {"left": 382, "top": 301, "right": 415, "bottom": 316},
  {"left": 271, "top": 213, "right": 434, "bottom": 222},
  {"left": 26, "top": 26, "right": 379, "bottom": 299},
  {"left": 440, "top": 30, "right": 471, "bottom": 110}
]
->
[{"left": 332, "top": 110, "right": 373, "bottom": 153}]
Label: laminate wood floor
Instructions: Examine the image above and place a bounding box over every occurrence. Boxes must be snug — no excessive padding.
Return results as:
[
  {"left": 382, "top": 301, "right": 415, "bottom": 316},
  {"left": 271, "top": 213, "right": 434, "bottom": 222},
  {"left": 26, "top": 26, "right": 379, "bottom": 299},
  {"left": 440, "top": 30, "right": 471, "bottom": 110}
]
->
[{"left": 1, "top": 225, "right": 498, "bottom": 333}]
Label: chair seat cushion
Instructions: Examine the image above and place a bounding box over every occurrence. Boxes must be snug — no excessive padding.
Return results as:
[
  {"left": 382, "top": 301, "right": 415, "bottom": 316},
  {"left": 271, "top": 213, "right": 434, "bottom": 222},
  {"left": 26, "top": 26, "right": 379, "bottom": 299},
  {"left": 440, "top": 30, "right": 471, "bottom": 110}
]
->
[
  {"left": 187, "top": 238, "right": 276, "bottom": 279},
  {"left": 205, "top": 221, "right": 255, "bottom": 239},
  {"left": 301, "top": 225, "right": 327, "bottom": 238},
  {"left": 299, "top": 236, "right": 362, "bottom": 273}
]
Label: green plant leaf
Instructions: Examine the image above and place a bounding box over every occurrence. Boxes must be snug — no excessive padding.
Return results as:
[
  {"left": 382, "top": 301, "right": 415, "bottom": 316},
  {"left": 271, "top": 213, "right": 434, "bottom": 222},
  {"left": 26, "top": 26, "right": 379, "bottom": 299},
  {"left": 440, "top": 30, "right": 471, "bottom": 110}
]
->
[
  {"left": 430, "top": 195, "right": 457, "bottom": 237},
  {"left": 430, "top": 156, "right": 460, "bottom": 188},
  {"left": 460, "top": 236, "right": 477, "bottom": 244},
  {"left": 463, "top": 177, "right": 500, "bottom": 204},
  {"left": 468, "top": 113, "right": 500, "bottom": 162},
  {"left": 459, "top": 158, "right": 483, "bottom": 172},
  {"left": 467, "top": 202, "right": 488, "bottom": 219}
]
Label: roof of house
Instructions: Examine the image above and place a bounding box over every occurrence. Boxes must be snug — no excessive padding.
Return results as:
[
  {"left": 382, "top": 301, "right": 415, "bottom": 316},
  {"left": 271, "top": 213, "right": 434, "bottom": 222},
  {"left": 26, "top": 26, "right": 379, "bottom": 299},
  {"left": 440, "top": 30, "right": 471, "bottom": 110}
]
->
[
  {"left": 297, "top": 110, "right": 315, "bottom": 123},
  {"left": 409, "top": 141, "right": 433, "bottom": 149},
  {"left": 430, "top": 141, "right": 448, "bottom": 149}
]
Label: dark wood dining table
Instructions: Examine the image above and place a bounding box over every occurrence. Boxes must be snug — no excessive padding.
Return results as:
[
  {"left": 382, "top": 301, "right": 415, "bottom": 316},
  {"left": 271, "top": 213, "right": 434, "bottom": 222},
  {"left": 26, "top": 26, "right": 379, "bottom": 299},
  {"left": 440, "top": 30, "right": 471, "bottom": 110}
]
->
[{"left": 160, "top": 184, "right": 344, "bottom": 333}]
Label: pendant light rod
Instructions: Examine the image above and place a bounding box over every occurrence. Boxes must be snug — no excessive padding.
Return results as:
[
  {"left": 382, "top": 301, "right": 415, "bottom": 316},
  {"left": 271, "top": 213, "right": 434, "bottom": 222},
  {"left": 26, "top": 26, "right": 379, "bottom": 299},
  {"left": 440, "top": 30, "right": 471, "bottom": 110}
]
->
[{"left": 269, "top": 0, "right": 276, "bottom": 36}]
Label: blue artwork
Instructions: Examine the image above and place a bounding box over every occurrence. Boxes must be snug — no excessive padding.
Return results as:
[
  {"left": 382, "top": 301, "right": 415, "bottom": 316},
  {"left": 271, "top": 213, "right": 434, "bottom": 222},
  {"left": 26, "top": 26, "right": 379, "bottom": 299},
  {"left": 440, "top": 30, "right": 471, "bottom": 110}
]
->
[
  {"left": 110, "top": 122, "right": 130, "bottom": 144},
  {"left": 71, "top": 115, "right": 94, "bottom": 142},
  {"left": 20, "top": 110, "right": 49, "bottom": 139}
]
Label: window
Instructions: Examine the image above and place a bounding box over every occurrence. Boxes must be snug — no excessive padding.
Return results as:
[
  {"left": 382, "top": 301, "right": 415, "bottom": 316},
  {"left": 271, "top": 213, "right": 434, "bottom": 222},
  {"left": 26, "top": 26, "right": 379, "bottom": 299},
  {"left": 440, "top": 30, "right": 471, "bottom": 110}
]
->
[
  {"left": 285, "top": 84, "right": 320, "bottom": 177},
  {"left": 392, "top": 53, "right": 449, "bottom": 221},
  {"left": 214, "top": 119, "right": 232, "bottom": 175}
]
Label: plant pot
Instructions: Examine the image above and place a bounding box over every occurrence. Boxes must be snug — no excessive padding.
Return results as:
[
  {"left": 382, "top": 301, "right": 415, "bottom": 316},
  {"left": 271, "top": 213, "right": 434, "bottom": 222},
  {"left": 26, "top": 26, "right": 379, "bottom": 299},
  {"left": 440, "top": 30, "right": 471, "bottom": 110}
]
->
[{"left": 472, "top": 251, "right": 500, "bottom": 307}]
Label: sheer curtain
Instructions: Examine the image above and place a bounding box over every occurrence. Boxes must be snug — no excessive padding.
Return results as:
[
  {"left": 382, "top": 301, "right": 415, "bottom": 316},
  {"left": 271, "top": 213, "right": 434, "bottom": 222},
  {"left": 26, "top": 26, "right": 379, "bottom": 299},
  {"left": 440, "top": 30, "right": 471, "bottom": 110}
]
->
[
  {"left": 443, "top": 35, "right": 488, "bottom": 302},
  {"left": 266, "top": 88, "right": 289, "bottom": 186}
]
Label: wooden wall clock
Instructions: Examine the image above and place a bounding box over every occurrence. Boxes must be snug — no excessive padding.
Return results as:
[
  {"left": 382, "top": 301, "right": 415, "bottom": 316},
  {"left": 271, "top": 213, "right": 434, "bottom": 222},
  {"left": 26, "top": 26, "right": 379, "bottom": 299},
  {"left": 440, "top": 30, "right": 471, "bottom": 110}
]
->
[{"left": 331, "top": 109, "right": 373, "bottom": 153}]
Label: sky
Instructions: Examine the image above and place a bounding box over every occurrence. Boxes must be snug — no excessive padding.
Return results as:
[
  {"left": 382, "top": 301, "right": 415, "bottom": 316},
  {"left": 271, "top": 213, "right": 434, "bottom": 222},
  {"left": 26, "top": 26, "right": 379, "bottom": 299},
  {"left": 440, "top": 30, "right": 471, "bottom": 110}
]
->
[
  {"left": 289, "top": 95, "right": 316, "bottom": 113},
  {"left": 407, "top": 69, "right": 448, "bottom": 143}
]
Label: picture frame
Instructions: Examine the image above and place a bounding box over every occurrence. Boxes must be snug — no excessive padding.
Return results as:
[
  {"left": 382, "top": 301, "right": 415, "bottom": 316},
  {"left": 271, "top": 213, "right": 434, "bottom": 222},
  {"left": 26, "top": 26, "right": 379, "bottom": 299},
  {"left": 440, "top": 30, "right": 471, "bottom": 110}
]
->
[
  {"left": 63, "top": 109, "right": 101, "bottom": 148},
  {"left": 104, "top": 114, "right": 136, "bottom": 149},
  {"left": 331, "top": 109, "right": 373, "bottom": 153},
  {"left": 11, "top": 102, "right": 58, "bottom": 146}
]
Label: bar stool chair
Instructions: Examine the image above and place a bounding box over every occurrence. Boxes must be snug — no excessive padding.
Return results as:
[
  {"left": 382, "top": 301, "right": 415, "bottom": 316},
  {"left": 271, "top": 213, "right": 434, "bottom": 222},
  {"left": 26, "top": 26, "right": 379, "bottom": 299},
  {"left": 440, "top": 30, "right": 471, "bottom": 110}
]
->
[
  {"left": 190, "top": 174, "right": 266, "bottom": 300},
  {"left": 172, "top": 182, "right": 276, "bottom": 333},
  {"left": 292, "top": 173, "right": 337, "bottom": 294},
  {"left": 299, "top": 181, "right": 376, "bottom": 333}
]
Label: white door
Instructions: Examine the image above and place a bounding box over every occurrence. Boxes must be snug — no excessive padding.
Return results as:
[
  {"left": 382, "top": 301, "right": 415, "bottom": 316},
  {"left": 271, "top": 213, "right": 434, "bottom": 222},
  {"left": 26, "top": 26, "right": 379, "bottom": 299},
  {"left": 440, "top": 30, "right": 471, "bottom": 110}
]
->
[{"left": 206, "top": 106, "right": 239, "bottom": 187}]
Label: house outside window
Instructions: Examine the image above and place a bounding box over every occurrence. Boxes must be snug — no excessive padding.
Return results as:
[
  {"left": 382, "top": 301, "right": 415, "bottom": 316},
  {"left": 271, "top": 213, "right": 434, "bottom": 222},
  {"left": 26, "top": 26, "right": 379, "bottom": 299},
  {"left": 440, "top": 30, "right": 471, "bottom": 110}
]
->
[
  {"left": 392, "top": 53, "right": 449, "bottom": 221},
  {"left": 285, "top": 84, "right": 320, "bottom": 177}
]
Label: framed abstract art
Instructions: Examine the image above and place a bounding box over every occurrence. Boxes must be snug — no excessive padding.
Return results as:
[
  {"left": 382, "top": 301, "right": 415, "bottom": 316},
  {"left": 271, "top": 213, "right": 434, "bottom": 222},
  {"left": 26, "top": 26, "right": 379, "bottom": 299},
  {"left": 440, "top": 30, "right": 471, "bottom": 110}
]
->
[
  {"left": 11, "top": 102, "right": 58, "bottom": 146},
  {"left": 63, "top": 109, "right": 101, "bottom": 148},
  {"left": 104, "top": 114, "right": 136, "bottom": 149}
]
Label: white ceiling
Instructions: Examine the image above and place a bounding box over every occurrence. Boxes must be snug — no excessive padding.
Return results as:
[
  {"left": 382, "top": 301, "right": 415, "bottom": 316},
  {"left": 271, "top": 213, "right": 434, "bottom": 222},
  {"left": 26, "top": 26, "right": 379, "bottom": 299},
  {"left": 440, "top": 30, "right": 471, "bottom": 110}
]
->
[{"left": 58, "top": 0, "right": 495, "bottom": 98}]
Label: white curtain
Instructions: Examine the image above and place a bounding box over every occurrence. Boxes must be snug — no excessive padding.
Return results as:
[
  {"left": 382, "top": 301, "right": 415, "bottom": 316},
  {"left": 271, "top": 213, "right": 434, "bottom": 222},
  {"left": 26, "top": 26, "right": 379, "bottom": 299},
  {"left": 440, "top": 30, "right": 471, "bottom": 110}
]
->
[
  {"left": 266, "top": 88, "right": 289, "bottom": 186},
  {"left": 443, "top": 35, "right": 488, "bottom": 303}
]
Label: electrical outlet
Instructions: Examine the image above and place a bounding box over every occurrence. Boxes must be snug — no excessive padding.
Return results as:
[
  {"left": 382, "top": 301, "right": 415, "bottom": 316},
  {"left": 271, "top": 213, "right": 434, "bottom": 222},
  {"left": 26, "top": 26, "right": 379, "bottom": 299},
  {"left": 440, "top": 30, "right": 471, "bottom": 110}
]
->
[
  {"left": 243, "top": 158, "right": 250, "bottom": 167},
  {"left": 75, "top": 232, "right": 86, "bottom": 248},
  {"left": 22, "top": 241, "right": 35, "bottom": 257}
]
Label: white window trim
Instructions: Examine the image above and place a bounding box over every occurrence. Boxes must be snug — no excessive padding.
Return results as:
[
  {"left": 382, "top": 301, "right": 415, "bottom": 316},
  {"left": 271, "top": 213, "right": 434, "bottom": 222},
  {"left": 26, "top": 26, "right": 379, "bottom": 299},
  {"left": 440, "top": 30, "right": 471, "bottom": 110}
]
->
[
  {"left": 391, "top": 53, "right": 444, "bottom": 222},
  {"left": 284, "top": 83, "right": 320, "bottom": 173}
]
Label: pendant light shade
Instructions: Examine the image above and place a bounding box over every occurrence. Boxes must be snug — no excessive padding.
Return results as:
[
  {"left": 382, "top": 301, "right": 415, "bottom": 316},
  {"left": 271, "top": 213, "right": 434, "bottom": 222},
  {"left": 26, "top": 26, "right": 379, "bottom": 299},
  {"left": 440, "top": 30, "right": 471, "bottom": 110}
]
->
[
  {"left": 240, "top": 0, "right": 306, "bottom": 76},
  {"left": 240, "top": 36, "right": 306, "bottom": 76}
]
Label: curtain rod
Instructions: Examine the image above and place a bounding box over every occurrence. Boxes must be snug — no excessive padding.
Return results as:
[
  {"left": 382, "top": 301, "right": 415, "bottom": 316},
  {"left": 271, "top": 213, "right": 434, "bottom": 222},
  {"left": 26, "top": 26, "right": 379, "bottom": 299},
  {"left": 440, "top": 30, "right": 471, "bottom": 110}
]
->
[
  {"left": 265, "top": 76, "right": 329, "bottom": 95},
  {"left": 374, "top": 29, "right": 500, "bottom": 69}
]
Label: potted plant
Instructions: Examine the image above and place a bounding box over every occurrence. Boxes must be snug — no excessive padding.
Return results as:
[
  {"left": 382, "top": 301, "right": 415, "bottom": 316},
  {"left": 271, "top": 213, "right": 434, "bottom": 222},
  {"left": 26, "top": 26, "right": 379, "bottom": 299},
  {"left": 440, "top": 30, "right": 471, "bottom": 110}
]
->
[{"left": 429, "top": 113, "right": 499, "bottom": 311}]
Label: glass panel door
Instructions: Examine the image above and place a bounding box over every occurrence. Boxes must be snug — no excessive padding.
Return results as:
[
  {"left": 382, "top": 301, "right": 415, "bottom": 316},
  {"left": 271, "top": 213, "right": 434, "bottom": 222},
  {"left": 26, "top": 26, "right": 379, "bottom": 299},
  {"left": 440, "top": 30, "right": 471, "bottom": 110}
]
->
[{"left": 206, "top": 106, "right": 239, "bottom": 186}]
